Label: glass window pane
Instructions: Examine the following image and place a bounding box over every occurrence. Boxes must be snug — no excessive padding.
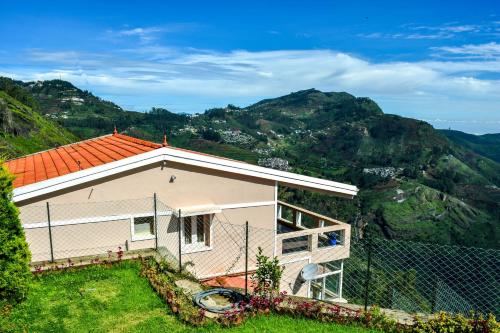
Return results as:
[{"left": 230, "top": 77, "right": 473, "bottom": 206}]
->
[
  {"left": 184, "top": 218, "right": 192, "bottom": 244},
  {"left": 196, "top": 215, "right": 205, "bottom": 242},
  {"left": 325, "top": 274, "right": 340, "bottom": 299},
  {"left": 134, "top": 216, "right": 154, "bottom": 236}
]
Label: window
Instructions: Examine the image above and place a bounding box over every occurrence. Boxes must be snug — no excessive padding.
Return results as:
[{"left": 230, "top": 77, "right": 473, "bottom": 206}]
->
[
  {"left": 309, "top": 260, "right": 344, "bottom": 302},
  {"left": 132, "top": 215, "right": 155, "bottom": 241},
  {"left": 182, "top": 214, "right": 212, "bottom": 253}
]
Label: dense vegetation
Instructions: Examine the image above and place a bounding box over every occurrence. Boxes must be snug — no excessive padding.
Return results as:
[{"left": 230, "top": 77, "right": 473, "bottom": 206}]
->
[
  {"left": 441, "top": 129, "right": 500, "bottom": 163},
  {"left": 0, "top": 163, "right": 31, "bottom": 308},
  {"left": 0, "top": 78, "right": 498, "bottom": 249},
  {"left": 0, "top": 78, "right": 76, "bottom": 157}
]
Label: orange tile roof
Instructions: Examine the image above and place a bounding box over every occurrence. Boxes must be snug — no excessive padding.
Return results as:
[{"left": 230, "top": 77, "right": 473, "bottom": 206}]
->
[{"left": 4, "top": 133, "right": 162, "bottom": 188}]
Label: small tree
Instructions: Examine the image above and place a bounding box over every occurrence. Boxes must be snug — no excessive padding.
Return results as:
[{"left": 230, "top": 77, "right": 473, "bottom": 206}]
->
[
  {"left": 252, "top": 247, "right": 284, "bottom": 301},
  {"left": 0, "top": 163, "right": 31, "bottom": 307}
]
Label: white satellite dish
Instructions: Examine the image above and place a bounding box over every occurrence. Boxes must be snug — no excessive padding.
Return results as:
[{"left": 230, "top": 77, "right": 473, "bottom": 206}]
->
[{"left": 300, "top": 263, "right": 319, "bottom": 282}]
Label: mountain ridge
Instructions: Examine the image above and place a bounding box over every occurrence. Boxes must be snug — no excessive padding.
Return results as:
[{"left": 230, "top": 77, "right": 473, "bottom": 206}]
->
[
  {"left": 1, "top": 77, "right": 498, "bottom": 248},
  {"left": 440, "top": 129, "right": 500, "bottom": 163}
]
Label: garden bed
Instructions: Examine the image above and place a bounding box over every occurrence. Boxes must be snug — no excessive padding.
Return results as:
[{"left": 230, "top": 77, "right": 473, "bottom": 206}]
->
[
  {"left": 2, "top": 258, "right": 497, "bottom": 333},
  {"left": 140, "top": 254, "right": 499, "bottom": 333},
  {"left": 1, "top": 259, "right": 384, "bottom": 333}
]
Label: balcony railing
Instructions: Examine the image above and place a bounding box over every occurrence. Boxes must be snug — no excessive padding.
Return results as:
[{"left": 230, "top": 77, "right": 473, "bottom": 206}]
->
[{"left": 276, "top": 201, "right": 351, "bottom": 261}]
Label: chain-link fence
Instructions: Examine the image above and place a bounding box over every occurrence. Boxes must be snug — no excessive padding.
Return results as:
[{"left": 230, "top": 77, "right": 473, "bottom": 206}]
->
[
  {"left": 20, "top": 196, "right": 174, "bottom": 263},
  {"left": 342, "top": 237, "right": 499, "bottom": 316},
  {"left": 19, "top": 197, "right": 499, "bottom": 317}
]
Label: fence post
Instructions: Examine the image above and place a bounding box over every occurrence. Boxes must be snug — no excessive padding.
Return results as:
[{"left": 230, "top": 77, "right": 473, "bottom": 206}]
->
[
  {"left": 46, "top": 202, "right": 54, "bottom": 263},
  {"left": 245, "top": 221, "right": 249, "bottom": 297},
  {"left": 363, "top": 236, "right": 373, "bottom": 311},
  {"left": 153, "top": 193, "right": 158, "bottom": 250},
  {"left": 178, "top": 209, "right": 182, "bottom": 272}
]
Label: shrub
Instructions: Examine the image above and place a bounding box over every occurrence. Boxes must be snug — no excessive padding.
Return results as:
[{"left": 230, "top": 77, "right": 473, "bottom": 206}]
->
[
  {"left": 0, "top": 163, "right": 31, "bottom": 308},
  {"left": 140, "top": 257, "right": 206, "bottom": 326},
  {"left": 221, "top": 302, "right": 247, "bottom": 327},
  {"left": 413, "top": 312, "right": 499, "bottom": 333},
  {"left": 251, "top": 247, "right": 284, "bottom": 301}
]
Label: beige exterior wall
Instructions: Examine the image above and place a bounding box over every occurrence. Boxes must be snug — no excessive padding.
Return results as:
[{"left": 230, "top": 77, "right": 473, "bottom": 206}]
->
[
  {"left": 18, "top": 160, "right": 277, "bottom": 263},
  {"left": 26, "top": 218, "right": 156, "bottom": 262},
  {"left": 280, "top": 258, "right": 311, "bottom": 297},
  {"left": 25, "top": 204, "right": 278, "bottom": 265},
  {"left": 156, "top": 204, "right": 277, "bottom": 276},
  {"left": 182, "top": 205, "right": 276, "bottom": 278},
  {"left": 17, "top": 161, "right": 275, "bottom": 210},
  {"left": 25, "top": 228, "right": 51, "bottom": 262}
]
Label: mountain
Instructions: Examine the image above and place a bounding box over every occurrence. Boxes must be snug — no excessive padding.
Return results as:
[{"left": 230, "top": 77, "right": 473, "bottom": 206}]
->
[
  {"left": 11, "top": 78, "right": 188, "bottom": 141},
  {"left": 0, "top": 78, "right": 76, "bottom": 158},
  {"left": 440, "top": 129, "right": 500, "bottom": 163},
  {"left": 1, "top": 78, "right": 498, "bottom": 249},
  {"left": 188, "top": 89, "right": 499, "bottom": 248}
]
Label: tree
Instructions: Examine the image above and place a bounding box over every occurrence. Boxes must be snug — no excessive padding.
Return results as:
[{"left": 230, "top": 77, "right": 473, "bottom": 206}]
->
[
  {"left": 201, "top": 129, "right": 222, "bottom": 142},
  {"left": 0, "top": 163, "right": 31, "bottom": 307}
]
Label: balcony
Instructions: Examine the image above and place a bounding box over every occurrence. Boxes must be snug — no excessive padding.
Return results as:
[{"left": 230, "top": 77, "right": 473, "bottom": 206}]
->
[{"left": 276, "top": 201, "right": 351, "bottom": 262}]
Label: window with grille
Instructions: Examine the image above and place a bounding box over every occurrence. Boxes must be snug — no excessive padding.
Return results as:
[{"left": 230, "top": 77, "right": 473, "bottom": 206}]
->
[{"left": 182, "top": 214, "right": 211, "bottom": 253}]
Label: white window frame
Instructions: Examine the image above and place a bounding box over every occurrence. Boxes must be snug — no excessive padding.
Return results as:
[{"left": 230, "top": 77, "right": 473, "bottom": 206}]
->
[
  {"left": 181, "top": 214, "right": 213, "bottom": 254},
  {"left": 308, "top": 260, "right": 344, "bottom": 301},
  {"left": 131, "top": 213, "right": 156, "bottom": 242}
]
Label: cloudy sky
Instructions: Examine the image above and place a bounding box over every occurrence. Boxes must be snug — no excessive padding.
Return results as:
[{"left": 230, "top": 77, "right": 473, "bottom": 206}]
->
[{"left": 1, "top": 0, "right": 499, "bottom": 134}]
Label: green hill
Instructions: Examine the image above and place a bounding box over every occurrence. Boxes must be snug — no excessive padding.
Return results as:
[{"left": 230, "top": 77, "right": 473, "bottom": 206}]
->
[
  {"left": 0, "top": 78, "right": 76, "bottom": 158},
  {"left": 13, "top": 78, "right": 188, "bottom": 141},
  {"left": 2, "top": 78, "right": 498, "bottom": 248},
  {"left": 192, "top": 90, "right": 499, "bottom": 248},
  {"left": 440, "top": 129, "right": 500, "bottom": 163}
]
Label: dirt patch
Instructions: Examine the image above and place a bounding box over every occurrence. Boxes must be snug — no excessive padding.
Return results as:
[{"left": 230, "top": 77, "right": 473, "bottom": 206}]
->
[{"left": 175, "top": 279, "right": 203, "bottom": 295}]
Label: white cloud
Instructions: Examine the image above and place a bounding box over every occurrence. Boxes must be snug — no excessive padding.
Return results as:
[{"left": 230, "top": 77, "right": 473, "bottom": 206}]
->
[
  {"left": 2, "top": 46, "right": 500, "bottom": 133},
  {"left": 103, "top": 24, "right": 198, "bottom": 44},
  {"left": 413, "top": 24, "right": 480, "bottom": 33},
  {"left": 16, "top": 48, "right": 500, "bottom": 96},
  {"left": 359, "top": 31, "right": 454, "bottom": 40},
  {"left": 118, "top": 27, "right": 163, "bottom": 37},
  {"left": 104, "top": 26, "right": 164, "bottom": 43},
  {"left": 360, "top": 22, "right": 497, "bottom": 40},
  {"left": 431, "top": 42, "right": 500, "bottom": 59}
]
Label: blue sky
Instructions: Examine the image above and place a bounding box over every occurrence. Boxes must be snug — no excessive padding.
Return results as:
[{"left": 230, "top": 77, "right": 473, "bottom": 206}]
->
[{"left": 1, "top": 0, "right": 499, "bottom": 134}]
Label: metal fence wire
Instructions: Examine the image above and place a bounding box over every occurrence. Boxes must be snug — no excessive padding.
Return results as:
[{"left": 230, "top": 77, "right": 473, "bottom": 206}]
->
[
  {"left": 342, "top": 238, "right": 499, "bottom": 316},
  {"left": 19, "top": 196, "right": 499, "bottom": 317},
  {"left": 21, "top": 196, "right": 175, "bottom": 263}
]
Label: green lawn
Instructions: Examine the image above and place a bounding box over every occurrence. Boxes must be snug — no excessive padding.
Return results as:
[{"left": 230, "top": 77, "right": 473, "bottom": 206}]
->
[{"left": 1, "top": 261, "right": 379, "bottom": 333}]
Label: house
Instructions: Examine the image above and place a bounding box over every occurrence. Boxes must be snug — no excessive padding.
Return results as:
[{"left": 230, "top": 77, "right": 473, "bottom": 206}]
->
[{"left": 5, "top": 130, "right": 358, "bottom": 302}]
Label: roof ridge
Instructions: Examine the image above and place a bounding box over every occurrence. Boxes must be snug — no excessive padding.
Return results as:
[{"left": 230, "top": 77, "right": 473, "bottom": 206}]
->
[
  {"left": 113, "top": 133, "right": 163, "bottom": 149},
  {"left": 166, "top": 146, "right": 247, "bottom": 164}
]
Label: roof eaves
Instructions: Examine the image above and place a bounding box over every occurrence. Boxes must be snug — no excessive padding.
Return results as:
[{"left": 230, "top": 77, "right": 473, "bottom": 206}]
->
[{"left": 10, "top": 145, "right": 359, "bottom": 202}]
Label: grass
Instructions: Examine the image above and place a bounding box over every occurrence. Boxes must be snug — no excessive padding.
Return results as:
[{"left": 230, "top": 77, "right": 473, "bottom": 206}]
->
[{"left": 0, "top": 261, "right": 380, "bottom": 333}]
